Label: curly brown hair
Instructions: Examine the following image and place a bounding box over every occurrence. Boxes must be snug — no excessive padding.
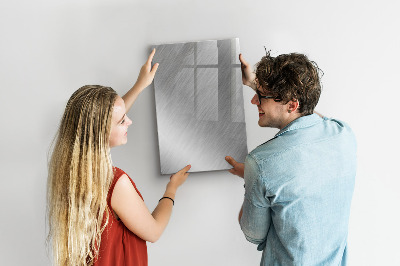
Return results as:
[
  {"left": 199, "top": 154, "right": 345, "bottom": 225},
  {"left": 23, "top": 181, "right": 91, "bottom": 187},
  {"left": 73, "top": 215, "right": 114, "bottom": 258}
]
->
[{"left": 255, "top": 51, "right": 323, "bottom": 115}]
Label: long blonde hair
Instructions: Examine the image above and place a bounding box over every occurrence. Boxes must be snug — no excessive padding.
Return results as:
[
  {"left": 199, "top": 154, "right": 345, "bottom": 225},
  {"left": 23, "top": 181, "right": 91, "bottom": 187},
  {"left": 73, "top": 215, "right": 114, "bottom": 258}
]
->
[{"left": 47, "top": 85, "right": 118, "bottom": 265}]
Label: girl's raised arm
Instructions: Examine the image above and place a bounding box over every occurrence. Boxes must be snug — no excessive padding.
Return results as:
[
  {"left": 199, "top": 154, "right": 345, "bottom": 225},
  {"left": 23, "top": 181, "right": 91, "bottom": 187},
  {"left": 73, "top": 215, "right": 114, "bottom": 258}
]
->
[{"left": 122, "top": 48, "right": 159, "bottom": 112}]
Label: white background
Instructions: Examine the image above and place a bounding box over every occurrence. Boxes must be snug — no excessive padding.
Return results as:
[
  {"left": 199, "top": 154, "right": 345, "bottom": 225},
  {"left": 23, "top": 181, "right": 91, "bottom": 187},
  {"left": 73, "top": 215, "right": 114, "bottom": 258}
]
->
[{"left": 1, "top": 0, "right": 399, "bottom": 265}]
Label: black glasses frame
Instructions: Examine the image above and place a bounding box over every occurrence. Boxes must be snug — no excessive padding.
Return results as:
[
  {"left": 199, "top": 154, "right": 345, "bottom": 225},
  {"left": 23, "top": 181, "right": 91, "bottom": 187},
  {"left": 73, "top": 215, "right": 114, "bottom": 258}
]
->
[{"left": 254, "top": 89, "right": 281, "bottom": 105}]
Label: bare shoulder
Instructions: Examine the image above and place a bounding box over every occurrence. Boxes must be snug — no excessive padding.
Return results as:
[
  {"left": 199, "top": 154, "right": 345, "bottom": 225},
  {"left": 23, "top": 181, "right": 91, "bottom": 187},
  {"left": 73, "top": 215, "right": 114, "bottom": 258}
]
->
[
  {"left": 115, "top": 173, "right": 133, "bottom": 188},
  {"left": 110, "top": 173, "right": 154, "bottom": 240},
  {"left": 111, "top": 174, "right": 141, "bottom": 209}
]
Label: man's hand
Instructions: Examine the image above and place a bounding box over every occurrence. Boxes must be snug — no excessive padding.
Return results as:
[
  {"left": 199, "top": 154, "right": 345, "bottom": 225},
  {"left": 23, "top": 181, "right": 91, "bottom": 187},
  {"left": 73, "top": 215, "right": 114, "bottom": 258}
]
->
[
  {"left": 225, "top": 156, "right": 245, "bottom": 178},
  {"left": 239, "top": 54, "right": 257, "bottom": 90}
]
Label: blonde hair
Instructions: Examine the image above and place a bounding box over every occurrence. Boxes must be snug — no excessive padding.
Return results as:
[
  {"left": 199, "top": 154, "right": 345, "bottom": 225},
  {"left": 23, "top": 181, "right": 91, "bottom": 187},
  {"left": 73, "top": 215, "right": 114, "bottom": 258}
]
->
[{"left": 47, "top": 85, "right": 118, "bottom": 265}]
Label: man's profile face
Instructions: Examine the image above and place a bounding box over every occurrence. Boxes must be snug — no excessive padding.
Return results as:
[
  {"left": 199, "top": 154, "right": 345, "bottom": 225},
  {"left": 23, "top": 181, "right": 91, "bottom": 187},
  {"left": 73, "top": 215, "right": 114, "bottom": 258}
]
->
[{"left": 251, "top": 89, "right": 287, "bottom": 129}]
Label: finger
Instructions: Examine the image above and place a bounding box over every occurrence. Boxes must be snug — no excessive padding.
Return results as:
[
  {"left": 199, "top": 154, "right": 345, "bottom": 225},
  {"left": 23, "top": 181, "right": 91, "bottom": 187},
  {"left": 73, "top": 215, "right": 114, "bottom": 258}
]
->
[
  {"left": 150, "top": 63, "right": 159, "bottom": 74},
  {"left": 225, "top": 156, "right": 237, "bottom": 166},
  {"left": 179, "top": 164, "right": 191, "bottom": 173},
  {"left": 147, "top": 48, "right": 156, "bottom": 64},
  {"left": 228, "top": 169, "right": 235, "bottom": 174},
  {"left": 239, "top": 54, "right": 248, "bottom": 67}
]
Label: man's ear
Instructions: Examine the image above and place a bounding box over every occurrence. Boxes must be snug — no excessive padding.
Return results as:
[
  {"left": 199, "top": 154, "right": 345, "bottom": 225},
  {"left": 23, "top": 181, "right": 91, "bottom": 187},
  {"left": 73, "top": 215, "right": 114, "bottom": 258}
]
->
[{"left": 288, "top": 99, "right": 299, "bottom": 113}]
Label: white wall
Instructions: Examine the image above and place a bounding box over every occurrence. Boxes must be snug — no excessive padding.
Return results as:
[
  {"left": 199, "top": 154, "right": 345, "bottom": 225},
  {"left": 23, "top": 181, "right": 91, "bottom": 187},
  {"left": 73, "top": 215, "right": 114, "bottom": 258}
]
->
[{"left": 1, "top": 0, "right": 399, "bottom": 265}]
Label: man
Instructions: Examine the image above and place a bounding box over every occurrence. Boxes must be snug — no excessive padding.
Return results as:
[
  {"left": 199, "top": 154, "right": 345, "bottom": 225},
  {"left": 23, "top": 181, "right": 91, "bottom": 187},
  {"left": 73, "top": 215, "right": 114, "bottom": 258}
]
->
[{"left": 226, "top": 52, "right": 357, "bottom": 265}]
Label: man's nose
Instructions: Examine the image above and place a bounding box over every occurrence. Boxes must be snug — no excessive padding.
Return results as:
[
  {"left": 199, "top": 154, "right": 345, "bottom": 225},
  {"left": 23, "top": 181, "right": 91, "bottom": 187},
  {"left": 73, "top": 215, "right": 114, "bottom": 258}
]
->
[{"left": 251, "top": 94, "right": 259, "bottom": 105}]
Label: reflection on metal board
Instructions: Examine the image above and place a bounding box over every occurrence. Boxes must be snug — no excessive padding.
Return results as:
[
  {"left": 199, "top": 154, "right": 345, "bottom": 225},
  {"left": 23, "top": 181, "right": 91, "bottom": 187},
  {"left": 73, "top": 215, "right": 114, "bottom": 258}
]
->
[{"left": 152, "top": 38, "right": 248, "bottom": 174}]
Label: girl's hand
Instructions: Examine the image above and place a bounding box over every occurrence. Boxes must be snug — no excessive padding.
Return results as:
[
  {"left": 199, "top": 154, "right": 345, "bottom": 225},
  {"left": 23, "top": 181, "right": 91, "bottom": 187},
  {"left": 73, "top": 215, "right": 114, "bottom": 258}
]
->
[
  {"left": 167, "top": 165, "right": 191, "bottom": 191},
  {"left": 135, "top": 48, "right": 159, "bottom": 90}
]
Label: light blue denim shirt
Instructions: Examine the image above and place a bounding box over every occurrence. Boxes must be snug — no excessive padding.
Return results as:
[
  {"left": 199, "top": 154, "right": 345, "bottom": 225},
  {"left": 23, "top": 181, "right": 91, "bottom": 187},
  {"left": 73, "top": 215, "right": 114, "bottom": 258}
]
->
[{"left": 240, "top": 114, "right": 357, "bottom": 266}]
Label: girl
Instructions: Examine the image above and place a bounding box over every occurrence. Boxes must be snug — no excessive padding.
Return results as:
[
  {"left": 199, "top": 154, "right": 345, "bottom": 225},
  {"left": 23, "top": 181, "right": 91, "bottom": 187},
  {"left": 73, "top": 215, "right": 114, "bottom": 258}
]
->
[{"left": 47, "top": 49, "right": 191, "bottom": 266}]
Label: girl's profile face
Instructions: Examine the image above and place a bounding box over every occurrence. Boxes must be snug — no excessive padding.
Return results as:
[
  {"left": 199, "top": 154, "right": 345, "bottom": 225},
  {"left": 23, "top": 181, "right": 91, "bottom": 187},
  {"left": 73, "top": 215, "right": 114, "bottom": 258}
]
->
[{"left": 109, "top": 96, "right": 132, "bottom": 148}]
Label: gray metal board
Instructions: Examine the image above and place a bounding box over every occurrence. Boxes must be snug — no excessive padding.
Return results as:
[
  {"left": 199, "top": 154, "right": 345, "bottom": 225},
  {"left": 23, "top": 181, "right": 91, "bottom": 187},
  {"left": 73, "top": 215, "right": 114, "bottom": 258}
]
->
[{"left": 152, "top": 38, "right": 248, "bottom": 174}]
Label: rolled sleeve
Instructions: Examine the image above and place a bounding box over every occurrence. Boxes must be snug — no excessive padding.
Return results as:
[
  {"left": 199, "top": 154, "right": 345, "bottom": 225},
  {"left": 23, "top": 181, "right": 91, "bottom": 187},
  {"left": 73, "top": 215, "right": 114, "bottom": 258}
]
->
[{"left": 239, "top": 154, "right": 271, "bottom": 247}]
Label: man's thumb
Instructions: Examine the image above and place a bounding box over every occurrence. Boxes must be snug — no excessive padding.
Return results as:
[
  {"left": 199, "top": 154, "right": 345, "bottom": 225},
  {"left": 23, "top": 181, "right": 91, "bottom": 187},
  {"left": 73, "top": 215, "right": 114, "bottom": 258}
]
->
[{"left": 225, "top": 156, "right": 237, "bottom": 166}]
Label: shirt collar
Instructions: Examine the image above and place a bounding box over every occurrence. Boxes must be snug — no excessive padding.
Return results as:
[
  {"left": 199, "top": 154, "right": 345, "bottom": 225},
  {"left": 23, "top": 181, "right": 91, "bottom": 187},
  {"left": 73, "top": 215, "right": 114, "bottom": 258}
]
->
[{"left": 275, "top": 113, "right": 322, "bottom": 138}]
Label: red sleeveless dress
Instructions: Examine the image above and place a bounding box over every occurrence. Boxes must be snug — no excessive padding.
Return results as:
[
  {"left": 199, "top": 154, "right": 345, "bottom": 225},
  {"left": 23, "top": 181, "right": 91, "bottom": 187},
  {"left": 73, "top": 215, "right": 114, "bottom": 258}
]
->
[{"left": 93, "top": 167, "right": 148, "bottom": 266}]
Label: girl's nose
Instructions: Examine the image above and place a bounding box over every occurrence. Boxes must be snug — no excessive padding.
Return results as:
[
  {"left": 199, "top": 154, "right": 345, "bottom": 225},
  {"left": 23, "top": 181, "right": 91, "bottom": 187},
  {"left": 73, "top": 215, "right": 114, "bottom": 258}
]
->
[{"left": 126, "top": 116, "right": 133, "bottom": 126}]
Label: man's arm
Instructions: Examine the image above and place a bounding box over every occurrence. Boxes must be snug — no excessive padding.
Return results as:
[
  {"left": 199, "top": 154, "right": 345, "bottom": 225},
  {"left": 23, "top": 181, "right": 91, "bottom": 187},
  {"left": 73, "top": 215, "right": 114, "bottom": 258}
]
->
[
  {"left": 238, "top": 204, "right": 243, "bottom": 223},
  {"left": 239, "top": 54, "right": 257, "bottom": 90},
  {"left": 224, "top": 156, "right": 245, "bottom": 223},
  {"left": 239, "top": 155, "right": 271, "bottom": 245},
  {"left": 314, "top": 111, "right": 324, "bottom": 118}
]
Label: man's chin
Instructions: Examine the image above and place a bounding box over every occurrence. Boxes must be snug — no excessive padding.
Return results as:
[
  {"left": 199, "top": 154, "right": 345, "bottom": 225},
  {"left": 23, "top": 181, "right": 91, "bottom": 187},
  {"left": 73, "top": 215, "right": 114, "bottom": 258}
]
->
[{"left": 258, "top": 119, "right": 276, "bottom": 128}]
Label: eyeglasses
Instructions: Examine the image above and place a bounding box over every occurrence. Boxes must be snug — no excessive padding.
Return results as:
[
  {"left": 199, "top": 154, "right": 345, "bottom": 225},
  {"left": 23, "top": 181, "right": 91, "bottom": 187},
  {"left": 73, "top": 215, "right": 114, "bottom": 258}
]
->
[{"left": 254, "top": 89, "right": 281, "bottom": 105}]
